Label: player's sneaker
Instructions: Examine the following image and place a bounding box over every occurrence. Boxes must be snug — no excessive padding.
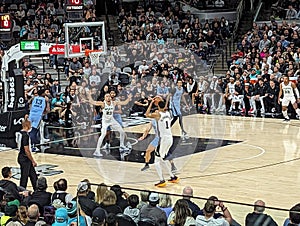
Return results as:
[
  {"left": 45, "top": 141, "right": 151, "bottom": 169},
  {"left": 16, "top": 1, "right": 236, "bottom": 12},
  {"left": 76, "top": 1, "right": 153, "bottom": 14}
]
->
[
  {"left": 155, "top": 180, "right": 166, "bottom": 187},
  {"left": 283, "top": 118, "right": 290, "bottom": 123},
  {"left": 168, "top": 176, "right": 180, "bottom": 183},
  {"left": 141, "top": 165, "right": 150, "bottom": 171},
  {"left": 93, "top": 150, "right": 103, "bottom": 157},
  {"left": 126, "top": 141, "right": 132, "bottom": 150},
  {"left": 102, "top": 143, "right": 110, "bottom": 150},
  {"left": 119, "top": 146, "right": 131, "bottom": 155},
  {"left": 248, "top": 109, "right": 257, "bottom": 115},
  {"left": 31, "top": 147, "right": 40, "bottom": 152}
]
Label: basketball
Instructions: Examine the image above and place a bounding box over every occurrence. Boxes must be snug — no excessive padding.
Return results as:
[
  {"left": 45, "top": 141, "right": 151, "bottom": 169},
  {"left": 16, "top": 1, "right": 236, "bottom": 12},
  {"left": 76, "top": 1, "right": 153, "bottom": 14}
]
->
[{"left": 153, "top": 95, "right": 163, "bottom": 106}]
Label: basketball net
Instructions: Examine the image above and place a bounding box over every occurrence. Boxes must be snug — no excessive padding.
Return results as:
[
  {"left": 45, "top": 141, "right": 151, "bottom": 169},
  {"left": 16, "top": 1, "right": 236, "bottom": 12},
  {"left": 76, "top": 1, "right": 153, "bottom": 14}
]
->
[{"left": 85, "top": 49, "right": 103, "bottom": 66}]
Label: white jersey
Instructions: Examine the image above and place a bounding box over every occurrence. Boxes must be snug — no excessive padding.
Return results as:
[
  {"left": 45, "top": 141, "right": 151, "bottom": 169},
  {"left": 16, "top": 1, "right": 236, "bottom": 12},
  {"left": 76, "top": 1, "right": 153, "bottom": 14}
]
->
[
  {"left": 102, "top": 101, "right": 114, "bottom": 122},
  {"left": 282, "top": 81, "right": 294, "bottom": 98},
  {"left": 228, "top": 82, "right": 235, "bottom": 95},
  {"left": 157, "top": 111, "right": 172, "bottom": 137}
]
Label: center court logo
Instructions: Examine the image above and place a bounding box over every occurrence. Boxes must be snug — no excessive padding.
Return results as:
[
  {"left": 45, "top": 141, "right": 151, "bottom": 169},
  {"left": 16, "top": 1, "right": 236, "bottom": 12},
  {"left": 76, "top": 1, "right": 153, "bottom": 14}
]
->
[{"left": 11, "top": 164, "right": 63, "bottom": 180}]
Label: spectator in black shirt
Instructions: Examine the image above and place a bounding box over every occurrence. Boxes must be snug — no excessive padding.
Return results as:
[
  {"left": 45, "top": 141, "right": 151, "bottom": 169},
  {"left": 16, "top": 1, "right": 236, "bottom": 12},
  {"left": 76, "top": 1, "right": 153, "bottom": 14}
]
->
[
  {"left": 25, "top": 177, "right": 52, "bottom": 215},
  {"left": 264, "top": 80, "right": 280, "bottom": 113},
  {"left": 0, "top": 167, "right": 22, "bottom": 201},
  {"left": 249, "top": 78, "right": 268, "bottom": 115},
  {"left": 180, "top": 186, "right": 201, "bottom": 218},
  {"left": 110, "top": 185, "right": 129, "bottom": 212},
  {"left": 73, "top": 182, "right": 100, "bottom": 217},
  {"left": 245, "top": 200, "right": 277, "bottom": 226}
]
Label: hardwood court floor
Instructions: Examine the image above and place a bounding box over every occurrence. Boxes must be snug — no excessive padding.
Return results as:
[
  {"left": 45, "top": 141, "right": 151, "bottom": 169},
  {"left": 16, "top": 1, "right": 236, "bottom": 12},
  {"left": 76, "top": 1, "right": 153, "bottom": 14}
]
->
[{"left": 1, "top": 114, "right": 300, "bottom": 225}]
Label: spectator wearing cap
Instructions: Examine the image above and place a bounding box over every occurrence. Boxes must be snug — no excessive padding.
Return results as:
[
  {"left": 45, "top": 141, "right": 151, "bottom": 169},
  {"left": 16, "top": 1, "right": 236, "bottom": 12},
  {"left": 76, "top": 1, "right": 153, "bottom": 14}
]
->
[
  {"left": 52, "top": 207, "right": 68, "bottom": 226},
  {"left": 67, "top": 200, "right": 92, "bottom": 226},
  {"left": 245, "top": 200, "right": 277, "bottom": 226},
  {"left": 81, "top": 179, "right": 96, "bottom": 201},
  {"left": 196, "top": 200, "right": 229, "bottom": 226},
  {"left": 110, "top": 185, "right": 129, "bottom": 212},
  {"left": 72, "top": 181, "right": 100, "bottom": 217},
  {"left": 25, "top": 177, "right": 52, "bottom": 215},
  {"left": 0, "top": 199, "right": 20, "bottom": 226},
  {"left": 91, "top": 207, "right": 107, "bottom": 226},
  {"left": 139, "top": 192, "right": 167, "bottom": 226}
]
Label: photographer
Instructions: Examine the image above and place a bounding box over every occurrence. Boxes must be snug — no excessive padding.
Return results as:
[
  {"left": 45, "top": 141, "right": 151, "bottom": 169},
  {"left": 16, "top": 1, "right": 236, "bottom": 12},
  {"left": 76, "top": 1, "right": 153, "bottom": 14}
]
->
[{"left": 196, "top": 196, "right": 239, "bottom": 226}]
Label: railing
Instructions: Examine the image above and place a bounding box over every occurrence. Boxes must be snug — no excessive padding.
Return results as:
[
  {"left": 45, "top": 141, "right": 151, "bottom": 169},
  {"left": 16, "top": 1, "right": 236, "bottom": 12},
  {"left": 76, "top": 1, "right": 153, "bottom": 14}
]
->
[
  {"left": 232, "top": 0, "right": 245, "bottom": 41},
  {"left": 253, "top": 0, "right": 263, "bottom": 22}
]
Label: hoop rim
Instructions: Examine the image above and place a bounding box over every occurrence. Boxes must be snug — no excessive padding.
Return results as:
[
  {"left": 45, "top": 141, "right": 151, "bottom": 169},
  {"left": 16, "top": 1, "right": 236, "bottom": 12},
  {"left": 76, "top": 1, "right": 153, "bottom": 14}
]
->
[{"left": 84, "top": 49, "right": 103, "bottom": 57}]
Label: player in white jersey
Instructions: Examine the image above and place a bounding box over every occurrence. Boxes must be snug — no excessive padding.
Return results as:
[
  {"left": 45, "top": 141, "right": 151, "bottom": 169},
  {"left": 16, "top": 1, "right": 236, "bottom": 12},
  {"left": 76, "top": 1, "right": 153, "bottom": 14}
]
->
[
  {"left": 88, "top": 92, "right": 132, "bottom": 157},
  {"left": 278, "top": 75, "right": 300, "bottom": 122},
  {"left": 145, "top": 99, "right": 179, "bottom": 187},
  {"left": 224, "top": 77, "right": 236, "bottom": 113}
]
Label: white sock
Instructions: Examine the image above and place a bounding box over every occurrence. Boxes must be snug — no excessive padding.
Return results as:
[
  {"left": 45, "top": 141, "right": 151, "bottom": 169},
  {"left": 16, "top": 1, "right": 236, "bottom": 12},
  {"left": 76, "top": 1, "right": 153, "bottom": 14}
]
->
[
  {"left": 154, "top": 157, "right": 164, "bottom": 181},
  {"left": 283, "top": 110, "right": 289, "bottom": 119},
  {"left": 296, "top": 108, "right": 300, "bottom": 117}
]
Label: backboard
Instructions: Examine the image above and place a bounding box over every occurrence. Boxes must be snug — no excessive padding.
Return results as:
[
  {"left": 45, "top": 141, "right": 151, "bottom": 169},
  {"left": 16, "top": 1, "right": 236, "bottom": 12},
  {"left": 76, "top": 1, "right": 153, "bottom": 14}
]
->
[{"left": 64, "top": 21, "right": 106, "bottom": 58}]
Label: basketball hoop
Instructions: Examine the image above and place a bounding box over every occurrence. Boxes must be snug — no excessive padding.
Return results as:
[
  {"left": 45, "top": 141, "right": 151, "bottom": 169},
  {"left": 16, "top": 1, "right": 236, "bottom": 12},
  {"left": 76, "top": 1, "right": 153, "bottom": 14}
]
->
[{"left": 85, "top": 49, "right": 103, "bottom": 66}]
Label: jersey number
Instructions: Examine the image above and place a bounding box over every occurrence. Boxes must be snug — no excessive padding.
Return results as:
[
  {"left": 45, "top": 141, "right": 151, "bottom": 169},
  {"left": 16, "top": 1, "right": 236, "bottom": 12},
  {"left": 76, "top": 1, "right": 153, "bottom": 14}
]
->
[{"left": 165, "top": 121, "right": 169, "bottom": 129}]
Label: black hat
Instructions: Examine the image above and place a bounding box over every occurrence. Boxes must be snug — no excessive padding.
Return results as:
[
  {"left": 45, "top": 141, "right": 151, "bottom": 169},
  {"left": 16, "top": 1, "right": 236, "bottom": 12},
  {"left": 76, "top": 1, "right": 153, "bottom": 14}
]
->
[{"left": 92, "top": 207, "right": 107, "bottom": 224}]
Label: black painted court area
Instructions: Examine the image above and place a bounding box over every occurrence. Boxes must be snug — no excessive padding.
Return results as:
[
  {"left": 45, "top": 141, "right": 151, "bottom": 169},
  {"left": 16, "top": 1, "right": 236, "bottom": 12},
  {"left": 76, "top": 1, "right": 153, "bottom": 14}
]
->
[{"left": 45, "top": 132, "right": 241, "bottom": 163}]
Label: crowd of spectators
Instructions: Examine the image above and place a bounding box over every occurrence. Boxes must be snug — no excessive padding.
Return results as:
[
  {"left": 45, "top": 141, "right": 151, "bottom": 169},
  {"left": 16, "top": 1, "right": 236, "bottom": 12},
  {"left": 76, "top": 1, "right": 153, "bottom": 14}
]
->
[
  {"left": 221, "top": 13, "right": 300, "bottom": 118},
  {"left": 3, "top": 0, "right": 300, "bottom": 225},
  {"left": 272, "top": 0, "right": 300, "bottom": 20},
  {"left": 16, "top": 0, "right": 236, "bottom": 147},
  {"left": 1, "top": 168, "right": 299, "bottom": 226}
]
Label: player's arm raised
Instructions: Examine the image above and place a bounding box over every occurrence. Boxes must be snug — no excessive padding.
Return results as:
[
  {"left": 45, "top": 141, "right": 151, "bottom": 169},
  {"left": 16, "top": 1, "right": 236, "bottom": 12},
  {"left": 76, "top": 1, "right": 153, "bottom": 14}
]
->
[
  {"left": 164, "top": 93, "right": 171, "bottom": 110},
  {"left": 87, "top": 91, "right": 104, "bottom": 108},
  {"left": 145, "top": 99, "right": 160, "bottom": 120}
]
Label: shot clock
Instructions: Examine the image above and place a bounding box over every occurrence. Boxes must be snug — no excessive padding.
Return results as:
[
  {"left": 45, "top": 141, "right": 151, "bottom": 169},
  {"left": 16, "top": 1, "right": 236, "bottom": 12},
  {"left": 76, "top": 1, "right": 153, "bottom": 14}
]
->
[
  {"left": 0, "top": 14, "right": 11, "bottom": 31},
  {"left": 66, "top": 0, "right": 83, "bottom": 11}
]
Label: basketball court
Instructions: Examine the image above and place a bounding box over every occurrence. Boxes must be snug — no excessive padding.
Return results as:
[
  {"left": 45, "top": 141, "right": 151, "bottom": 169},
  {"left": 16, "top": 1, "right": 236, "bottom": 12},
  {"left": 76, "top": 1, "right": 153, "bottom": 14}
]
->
[
  {"left": 0, "top": 20, "right": 299, "bottom": 225},
  {"left": 1, "top": 114, "right": 300, "bottom": 224}
]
